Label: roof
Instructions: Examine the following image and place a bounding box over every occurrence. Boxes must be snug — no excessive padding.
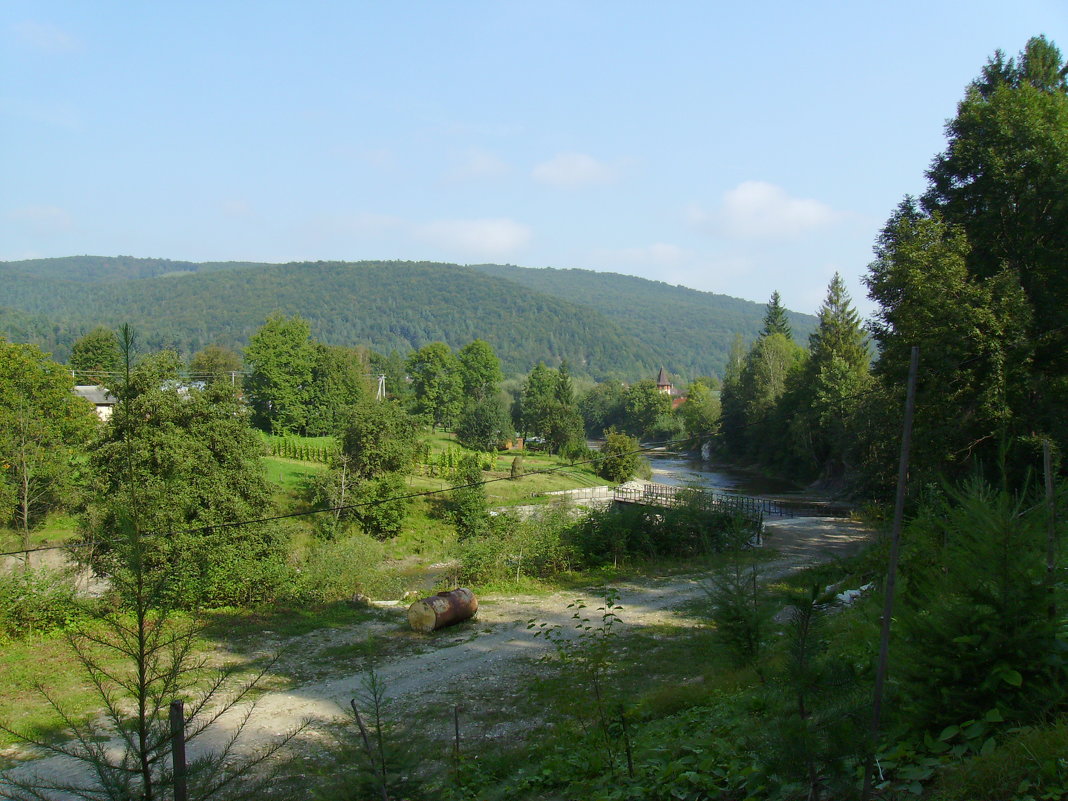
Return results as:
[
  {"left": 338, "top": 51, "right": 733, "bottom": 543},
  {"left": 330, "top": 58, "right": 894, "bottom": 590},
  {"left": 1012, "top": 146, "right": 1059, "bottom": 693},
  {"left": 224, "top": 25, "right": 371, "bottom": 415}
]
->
[
  {"left": 656, "top": 366, "right": 671, "bottom": 386},
  {"left": 73, "top": 385, "right": 117, "bottom": 405}
]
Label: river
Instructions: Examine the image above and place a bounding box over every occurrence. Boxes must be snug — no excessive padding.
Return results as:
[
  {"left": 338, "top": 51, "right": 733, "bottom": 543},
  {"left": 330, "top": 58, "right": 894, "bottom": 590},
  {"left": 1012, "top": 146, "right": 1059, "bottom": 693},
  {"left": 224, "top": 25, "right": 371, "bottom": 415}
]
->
[{"left": 645, "top": 453, "right": 807, "bottom": 499}]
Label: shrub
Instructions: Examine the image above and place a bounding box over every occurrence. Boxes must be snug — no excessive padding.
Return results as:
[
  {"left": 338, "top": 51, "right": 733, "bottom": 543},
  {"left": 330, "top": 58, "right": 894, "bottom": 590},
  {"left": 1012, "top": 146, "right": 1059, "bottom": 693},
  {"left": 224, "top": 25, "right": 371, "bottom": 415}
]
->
[
  {"left": 457, "top": 509, "right": 577, "bottom": 585},
  {"left": 0, "top": 566, "right": 84, "bottom": 638},
  {"left": 895, "top": 479, "right": 1067, "bottom": 729},
  {"left": 595, "top": 430, "right": 642, "bottom": 483},
  {"left": 288, "top": 533, "right": 405, "bottom": 604}
]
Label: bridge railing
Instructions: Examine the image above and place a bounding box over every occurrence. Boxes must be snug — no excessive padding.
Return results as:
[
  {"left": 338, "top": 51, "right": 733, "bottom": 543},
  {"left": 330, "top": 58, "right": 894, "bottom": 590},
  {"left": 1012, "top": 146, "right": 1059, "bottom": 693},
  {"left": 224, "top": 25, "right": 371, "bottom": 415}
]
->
[{"left": 612, "top": 483, "right": 843, "bottom": 520}]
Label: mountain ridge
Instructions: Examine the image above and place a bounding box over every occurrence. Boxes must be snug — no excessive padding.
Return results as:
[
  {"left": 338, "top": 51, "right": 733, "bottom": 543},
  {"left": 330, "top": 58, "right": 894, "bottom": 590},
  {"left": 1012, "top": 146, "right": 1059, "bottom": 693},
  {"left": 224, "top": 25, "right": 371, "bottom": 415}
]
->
[{"left": 0, "top": 256, "right": 817, "bottom": 379}]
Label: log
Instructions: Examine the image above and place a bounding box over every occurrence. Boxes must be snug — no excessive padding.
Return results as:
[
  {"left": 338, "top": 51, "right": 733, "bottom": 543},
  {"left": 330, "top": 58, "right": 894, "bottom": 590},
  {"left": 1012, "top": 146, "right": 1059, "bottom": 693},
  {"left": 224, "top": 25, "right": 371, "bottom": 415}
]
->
[{"left": 407, "top": 588, "right": 478, "bottom": 633}]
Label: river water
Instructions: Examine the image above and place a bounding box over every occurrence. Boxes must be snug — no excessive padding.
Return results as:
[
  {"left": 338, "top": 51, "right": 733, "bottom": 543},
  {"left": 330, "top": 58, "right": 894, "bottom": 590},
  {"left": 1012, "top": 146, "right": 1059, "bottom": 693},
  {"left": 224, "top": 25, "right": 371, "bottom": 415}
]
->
[{"left": 645, "top": 453, "right": 806, "bottom": 499}]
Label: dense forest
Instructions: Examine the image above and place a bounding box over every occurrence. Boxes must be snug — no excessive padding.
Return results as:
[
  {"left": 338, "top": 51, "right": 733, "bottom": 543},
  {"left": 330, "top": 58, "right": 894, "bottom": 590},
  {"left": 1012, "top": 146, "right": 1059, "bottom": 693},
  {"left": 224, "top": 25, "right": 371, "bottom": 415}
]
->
[{"left": 0, "top": 256, "right": 815, "bottom": 379}]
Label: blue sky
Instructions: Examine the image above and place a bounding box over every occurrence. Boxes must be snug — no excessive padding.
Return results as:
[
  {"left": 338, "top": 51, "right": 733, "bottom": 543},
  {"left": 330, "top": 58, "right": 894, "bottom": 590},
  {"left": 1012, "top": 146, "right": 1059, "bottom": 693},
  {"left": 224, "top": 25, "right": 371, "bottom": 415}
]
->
[{"left": 3, "top": 1, "right": 1065, "bottom": 318}]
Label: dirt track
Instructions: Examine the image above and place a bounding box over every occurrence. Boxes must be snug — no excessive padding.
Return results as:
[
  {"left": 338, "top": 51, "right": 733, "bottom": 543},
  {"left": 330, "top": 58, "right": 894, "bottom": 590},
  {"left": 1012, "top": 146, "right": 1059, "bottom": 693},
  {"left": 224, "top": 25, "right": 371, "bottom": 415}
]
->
[{"left": 2, "top": 515, "right": 875, "bottom": 793}]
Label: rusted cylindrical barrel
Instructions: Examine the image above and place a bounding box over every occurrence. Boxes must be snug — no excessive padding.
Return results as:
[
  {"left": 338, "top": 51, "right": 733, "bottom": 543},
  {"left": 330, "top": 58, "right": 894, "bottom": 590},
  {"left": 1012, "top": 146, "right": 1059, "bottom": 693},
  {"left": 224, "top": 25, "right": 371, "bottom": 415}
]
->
[{"left": 407, "top": 588, "right": 478, "bottom": 633}]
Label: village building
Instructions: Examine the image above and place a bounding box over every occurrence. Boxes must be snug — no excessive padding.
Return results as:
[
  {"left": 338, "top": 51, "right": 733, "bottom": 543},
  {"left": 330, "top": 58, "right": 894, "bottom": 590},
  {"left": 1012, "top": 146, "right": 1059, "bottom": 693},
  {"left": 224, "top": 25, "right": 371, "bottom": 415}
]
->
[
  {"left": 655, "top": 366, "right": 687, "bottom": 409},
  {"left": 73, "top": 385, "right": 118, "bottom": 421}
]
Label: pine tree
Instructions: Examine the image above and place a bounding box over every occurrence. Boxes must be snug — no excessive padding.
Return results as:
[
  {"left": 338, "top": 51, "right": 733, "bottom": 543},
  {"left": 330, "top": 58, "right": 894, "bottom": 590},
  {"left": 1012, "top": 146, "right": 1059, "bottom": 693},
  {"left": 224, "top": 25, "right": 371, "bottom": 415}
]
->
[{"left": 760, "top": 291, "right": 793, "bottom": 340}]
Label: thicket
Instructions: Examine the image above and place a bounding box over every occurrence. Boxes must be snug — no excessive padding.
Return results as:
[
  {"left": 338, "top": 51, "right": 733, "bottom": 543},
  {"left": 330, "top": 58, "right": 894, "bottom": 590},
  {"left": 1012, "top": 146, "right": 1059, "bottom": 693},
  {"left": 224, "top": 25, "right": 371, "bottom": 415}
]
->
[
  {"left": 0, "top": 565, "right": 85, "bottom": 639},
  {"left": 456, "top": 496, "right": 760, "bottom": 586}
]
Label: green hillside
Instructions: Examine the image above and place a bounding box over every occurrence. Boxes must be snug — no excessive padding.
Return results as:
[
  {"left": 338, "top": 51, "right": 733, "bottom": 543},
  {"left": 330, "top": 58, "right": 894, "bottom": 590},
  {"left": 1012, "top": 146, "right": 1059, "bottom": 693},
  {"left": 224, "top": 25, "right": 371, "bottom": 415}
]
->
[
  {"left": 469, "top": 264, "right": 817, "bottom": 378},
  {"left": 0, "top": 256, "right": 816, "bottom": 379}
]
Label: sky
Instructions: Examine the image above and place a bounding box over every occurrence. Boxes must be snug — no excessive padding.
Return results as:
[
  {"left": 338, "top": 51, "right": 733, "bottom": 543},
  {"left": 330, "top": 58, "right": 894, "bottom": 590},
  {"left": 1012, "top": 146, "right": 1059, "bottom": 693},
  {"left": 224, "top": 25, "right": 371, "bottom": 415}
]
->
[{"left": 2, "top": 1, "right": 1065, "bottom": 319}]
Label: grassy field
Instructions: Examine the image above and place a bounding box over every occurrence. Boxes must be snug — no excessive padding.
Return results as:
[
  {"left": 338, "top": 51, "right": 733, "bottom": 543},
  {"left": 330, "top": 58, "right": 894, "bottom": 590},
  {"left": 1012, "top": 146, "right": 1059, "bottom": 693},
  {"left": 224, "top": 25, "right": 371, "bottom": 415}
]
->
[{"left": 0, "top": 428, "right": 617, "bottom": 752}]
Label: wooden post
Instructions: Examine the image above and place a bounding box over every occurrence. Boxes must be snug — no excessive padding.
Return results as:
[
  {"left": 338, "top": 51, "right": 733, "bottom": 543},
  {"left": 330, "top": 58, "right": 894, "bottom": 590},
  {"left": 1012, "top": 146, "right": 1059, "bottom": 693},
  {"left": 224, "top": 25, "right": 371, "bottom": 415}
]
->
[
  {"left": 1045, "top": 439, "right": 1057, "bottom": 621},
  {"left": 453, "top": 705, "right": 461, "bottom": 764},
  {"left": 169, "top": 700, "right": 187, "bottom": 801},
  {"left": 862, "top": 345, "right": 919, "bottom": 801}
]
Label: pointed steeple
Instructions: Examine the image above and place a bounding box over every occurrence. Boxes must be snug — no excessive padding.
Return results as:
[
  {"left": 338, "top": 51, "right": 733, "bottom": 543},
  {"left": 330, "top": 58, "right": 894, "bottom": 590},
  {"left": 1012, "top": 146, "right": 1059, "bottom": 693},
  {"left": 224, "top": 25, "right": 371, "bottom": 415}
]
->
[{"left": 656, "top": 366, "right": 671, "bottom": 391}]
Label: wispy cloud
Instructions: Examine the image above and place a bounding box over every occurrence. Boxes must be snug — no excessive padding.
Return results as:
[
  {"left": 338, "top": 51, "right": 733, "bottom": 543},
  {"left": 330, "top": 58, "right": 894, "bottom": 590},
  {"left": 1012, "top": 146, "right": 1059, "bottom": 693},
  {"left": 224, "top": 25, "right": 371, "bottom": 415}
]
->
[
  {"left": 7, "top": 205, "right": 73, "bottom": 233},
  {"left": 445, "top": 149, "right": 510, "bottom": 182},
  {"left": 417, "top": 217, "right": 531, "bottom": 259},
  {"left": 532, "top": 152, "right": 616, "bottom": 188},
  {"left": 12, "top": 20, "right": 79, "bottom": 53},
  {"left": 594, "top": 242, "right": 689, "bottom": 266},
  {"left": 688, "top": 181, "right": 840, "bottom": 239}
]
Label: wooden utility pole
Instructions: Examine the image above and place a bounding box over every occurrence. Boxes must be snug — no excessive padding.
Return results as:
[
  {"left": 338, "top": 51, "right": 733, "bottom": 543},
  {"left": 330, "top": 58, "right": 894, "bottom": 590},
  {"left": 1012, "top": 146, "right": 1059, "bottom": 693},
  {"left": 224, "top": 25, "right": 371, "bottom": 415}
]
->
[
  {"left": 169, "top": 700, "right": 188, "bottom": 801},
  {"left": 862, "top": 345, "right": 919, "bottom": 801}
]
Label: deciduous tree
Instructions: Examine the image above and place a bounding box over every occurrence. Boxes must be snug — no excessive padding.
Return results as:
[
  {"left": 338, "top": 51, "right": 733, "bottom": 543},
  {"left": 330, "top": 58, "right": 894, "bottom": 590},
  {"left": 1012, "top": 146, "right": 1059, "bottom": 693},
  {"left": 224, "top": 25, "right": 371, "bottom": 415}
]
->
[
  {"left": 406, "top": 342, "right": 463, "bottom": 430},
  {"left": 457, "top": 339, "right": 503, "bottom": 401},
  {"left": 188, "top": 343, "right": 242, "bottom": 386},
  {"left": 82, "top": 347, "right": 288, "bottom": 607},
  {"left": 0, "top": 339, "right": 96, "bottom": 551},
  {"left": 243, "top": 314, "right": 316, "bottom": 434},
  {"left": 69, "top": 326, "right": 121, "bottom": 382}
]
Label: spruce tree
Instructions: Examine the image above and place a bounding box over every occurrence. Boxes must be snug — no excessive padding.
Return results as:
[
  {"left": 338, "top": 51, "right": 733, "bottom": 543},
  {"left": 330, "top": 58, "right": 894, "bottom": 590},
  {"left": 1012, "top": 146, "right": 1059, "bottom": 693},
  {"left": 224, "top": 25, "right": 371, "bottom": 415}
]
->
[{"left": 760, "top": 290, "right": 793, "bottom": 340}]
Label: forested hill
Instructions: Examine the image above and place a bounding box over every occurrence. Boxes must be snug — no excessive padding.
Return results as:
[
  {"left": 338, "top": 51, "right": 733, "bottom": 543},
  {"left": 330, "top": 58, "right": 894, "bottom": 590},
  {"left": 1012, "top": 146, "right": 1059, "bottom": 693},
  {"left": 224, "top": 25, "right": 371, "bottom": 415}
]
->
[
  {"left": 0, "top": 256, "right": 814, "bottom": 379},
  {"left": 469, "top": 264, "right": 817, "bottom": 377}
]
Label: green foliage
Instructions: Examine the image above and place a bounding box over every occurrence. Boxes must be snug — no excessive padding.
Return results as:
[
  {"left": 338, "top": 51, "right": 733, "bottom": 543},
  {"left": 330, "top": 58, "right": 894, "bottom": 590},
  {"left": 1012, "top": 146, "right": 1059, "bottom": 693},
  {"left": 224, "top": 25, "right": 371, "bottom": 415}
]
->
[
  {"left": 708, "top": 560, "right": 772, "bottom": 669},
  {"left": 0, "top": 566, "right": 84, "bottom": 639},
  {"left": 407, "top": 341, "right": 463, "bottom": 430},
  {"left": 761, "top": 290, "right": 793, "bottom": 340},
  {"left": 509, "top": 454, "right": 524, "bottom": 479},
  {"left": 287, "top": 533, "right": 404, "bottom": 603},
  {"left": 81, "top": 348, "right": 288, "bottom": 608},
  {"left": 678, "top": 379, "right": 721, "bottom": 445},
  {"left": 928, "top": 720, "right": 1068, "bottom": 801},
  {"left": 455, "top": 395, "right": 512, "bottom": 452},
  {"left": 243, "top": 313, "right": 316, "bottom": 434},
  {"left": 187, "top": 343, "right": 242, "bottom": 385},
  {"left": 348, "top": 472, "right": 410, "bottom": 541},
  {"left": 318, "top": 666, "right": 425, "bottom": 801},
  {"left": 595, "top": 430, "right": 642, "bottom": 483},
  {"left": 446, "top": 453, "right": 490, "bottom": 541},
  {"left": 530, "top": 587, "right": 629, "bottom": 773},
  {"left": 456, "top": 339, "right": 503, "bottom": 401},
  {"left": 470, "top": 262, "right": 816, "bottom": 378},
  {"left": 759, "top": 585, "right": 866, "bottom": 800},
  {"left": 339, "top": 398, "right": 419, "bottom": 481},
  {"left": 578, "top": 379, "right": 627, "bottom": 437},
  {"left": 306, "top": 343, "right": 370, "bottom": 436},
  {"left": 267, "top": 434, "right": 338, "bottom": 464},
  {"left": 456, "top": 508, "right": 578, "bottom": 585},
  {"left": 518, "top": 363, "right": 584, "bottom": 453},
  {"left": 620, "top": 380, "right": 672, "bottom": 440},
  {"left": 0, "top": 338, "right": 96, "bottom": 545},
  {"left": 778, "top": 273, "right": 872, "bottom": 482},
  {"left": 865, "top": 206, "right": 1030, "bottom": 488},
  {"left": 572, "top": 492, "right": 757, "bottom": 565},
  {"left": 719, "top": 332, "right": 806, "bottom": 465},
  {"left": 867, "top": 36, "right": 1068, "bottom": 488},
  {"left": 895, "top": 479, "right": 1067, "bottom": 729},
  {"left": 1, "top": 256, "right": 820, "bottom": 381},
  {"left": 0, "top": 516, "right": 302, "bottom": 801},
  {"left": 68, "top": 326, "right": 121, "bottom": 379}
]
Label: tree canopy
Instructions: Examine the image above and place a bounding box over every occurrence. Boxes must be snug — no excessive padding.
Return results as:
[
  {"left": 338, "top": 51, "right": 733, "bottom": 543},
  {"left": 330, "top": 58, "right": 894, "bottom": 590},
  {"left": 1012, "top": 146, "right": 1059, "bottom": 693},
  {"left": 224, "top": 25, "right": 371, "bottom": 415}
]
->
[{"left": 0, "top": 338, "right": 96, "bottom": 547}]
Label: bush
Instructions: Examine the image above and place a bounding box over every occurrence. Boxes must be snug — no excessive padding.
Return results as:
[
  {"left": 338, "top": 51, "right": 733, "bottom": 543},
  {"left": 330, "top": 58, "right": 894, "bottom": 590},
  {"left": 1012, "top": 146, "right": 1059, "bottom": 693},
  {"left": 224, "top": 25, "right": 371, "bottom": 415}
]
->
[
  {"left": 0, "top": 566, "right": 84, "bottom": 638},
  {"left": 595, "top": 429, "right": 643, "bottom": 483},
  {"left": 457, "top": 509, "right": 578, "bottom": 585},
  {"left": 446, "top": 453, "right": 490, "bottom": 541},
  {"left": 288, "top": 533, "right": 406, "bottom": 604},
  {"left": 895, "top": 479, "right": 1067, "bottom": 729}
]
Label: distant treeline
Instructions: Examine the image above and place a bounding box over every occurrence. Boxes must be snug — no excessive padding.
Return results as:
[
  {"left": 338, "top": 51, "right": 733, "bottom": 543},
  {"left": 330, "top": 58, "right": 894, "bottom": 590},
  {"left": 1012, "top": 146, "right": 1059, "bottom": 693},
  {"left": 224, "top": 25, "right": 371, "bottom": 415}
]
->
[{"left": 0, "top": 257, "right": 815, "bottom": 380}]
